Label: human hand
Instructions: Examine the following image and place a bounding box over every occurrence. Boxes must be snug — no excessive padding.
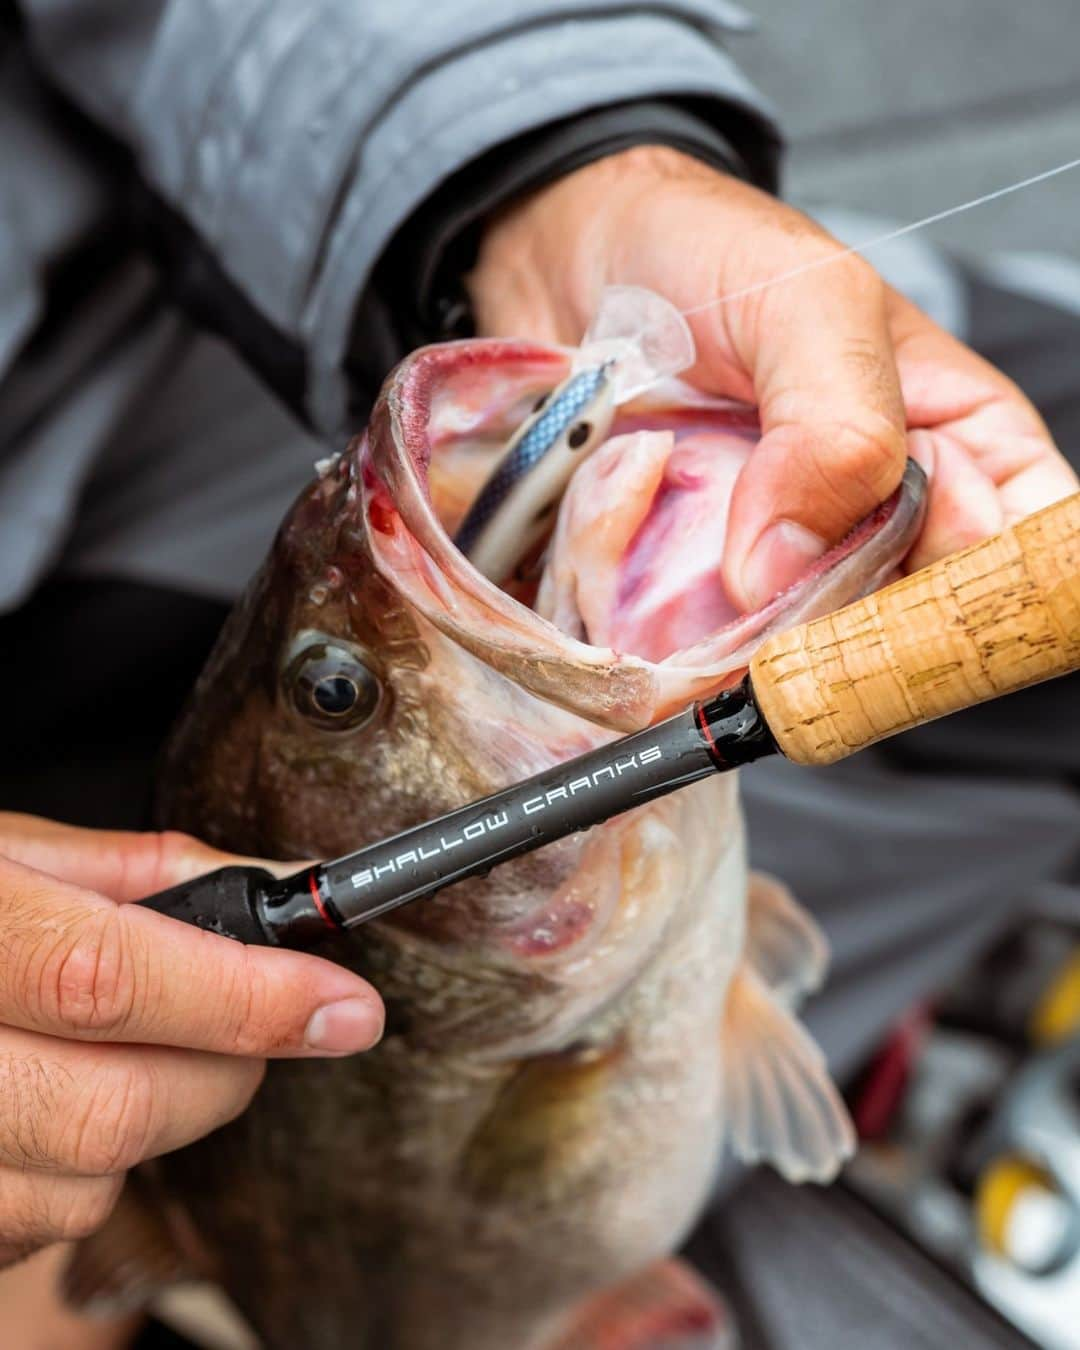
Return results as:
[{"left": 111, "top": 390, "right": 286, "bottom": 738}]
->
[
  {"left": 0, "top": 813, "right": 384, "bottom": 1265},
  {"left": 468, "top": 147, "right": 1078, "bottom": 609}
]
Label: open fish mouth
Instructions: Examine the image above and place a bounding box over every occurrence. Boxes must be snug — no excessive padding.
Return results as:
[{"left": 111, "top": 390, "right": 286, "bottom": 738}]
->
[{"left": 361, "top": 339, "right": 926, "bottom": 732}]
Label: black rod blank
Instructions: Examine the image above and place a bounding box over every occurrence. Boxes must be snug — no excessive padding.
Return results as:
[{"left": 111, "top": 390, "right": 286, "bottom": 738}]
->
[{"left": 139, "top": 679, "right": 775, "bottom": 950}]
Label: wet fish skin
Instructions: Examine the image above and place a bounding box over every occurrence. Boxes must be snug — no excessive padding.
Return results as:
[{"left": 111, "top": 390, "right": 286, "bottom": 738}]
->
[
  {"left": 87, "top": 336, "right": 923, "bottom": 1349},
  {"left": 149, "top": 464, "right": 738, "bottom": 1349}
]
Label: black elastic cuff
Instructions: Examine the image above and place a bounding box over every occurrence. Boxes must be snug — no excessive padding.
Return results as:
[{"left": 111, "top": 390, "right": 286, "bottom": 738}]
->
[{"left": 347, "top": 98, "right": 780, "bottom": 407}]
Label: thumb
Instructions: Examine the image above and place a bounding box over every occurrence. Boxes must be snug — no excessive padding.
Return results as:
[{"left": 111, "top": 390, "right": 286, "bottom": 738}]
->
[{"left": 718, "top": 255, "right": 908, "bottom": 612}]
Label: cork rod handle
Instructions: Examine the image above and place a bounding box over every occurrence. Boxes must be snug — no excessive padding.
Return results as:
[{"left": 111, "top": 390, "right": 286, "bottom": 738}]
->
[{"left": 749, "top": 492, "right": 1080, "bottom": 766}]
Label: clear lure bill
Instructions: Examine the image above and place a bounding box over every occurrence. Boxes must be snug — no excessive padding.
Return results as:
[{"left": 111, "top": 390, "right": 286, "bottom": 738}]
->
[{"left": 452, "top": 362, "right": 617, "bottom": 581}]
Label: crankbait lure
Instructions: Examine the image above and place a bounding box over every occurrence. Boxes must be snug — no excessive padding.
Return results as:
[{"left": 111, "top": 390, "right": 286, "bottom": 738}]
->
[{"left": 453, "top": 362, "right": 616, "bottom": 581}]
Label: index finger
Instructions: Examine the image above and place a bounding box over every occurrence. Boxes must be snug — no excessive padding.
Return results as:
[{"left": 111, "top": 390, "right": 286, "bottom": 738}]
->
[
  {"left": 0, "top": 812, "right": 284, "bottom": 902},
  {"left": 887, "top": 286, "right": 1078, "bottom": 562},
  {"left": 0, "top": 854, "right": 383, "bottom": 1058}
]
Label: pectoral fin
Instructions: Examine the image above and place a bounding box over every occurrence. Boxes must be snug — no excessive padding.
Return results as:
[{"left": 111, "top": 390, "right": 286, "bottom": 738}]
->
[
  {"left": 63, "top": 1172, "right": 194, "bottom": 1315},
  {"left": 460, "top": 1040, "right": 625, "bottom": 1205},
  {"left": 721, "top": 965, "right": 855, "bottom": 1183},
  {"left": 744, "top": 871, "right": 828, "bottom": 1006},
  {"left": 64, "top": 1172, "right": 257, "bottom": 1350}
]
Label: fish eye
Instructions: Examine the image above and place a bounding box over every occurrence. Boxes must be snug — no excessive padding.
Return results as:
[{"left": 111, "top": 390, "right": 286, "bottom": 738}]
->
[
  {"left": 285, "top": 638, "right": 382, "bottom": 731},
  {"left": 567, "top": 422, "right": 591, "bottom": 450},
  {"left": 312, "top": 674, "right": 361, "bottom": 716}
]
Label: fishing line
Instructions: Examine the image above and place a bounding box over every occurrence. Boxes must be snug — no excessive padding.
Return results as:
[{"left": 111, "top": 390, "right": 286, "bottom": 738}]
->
[{"left": 676, "top": 154, "right": 1080, "bottom": 320}]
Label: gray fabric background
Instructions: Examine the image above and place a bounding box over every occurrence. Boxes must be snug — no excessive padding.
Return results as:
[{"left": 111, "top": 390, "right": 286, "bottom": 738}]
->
[{"left": 740, "top": 0, "right": 1080, "bottom": 259}]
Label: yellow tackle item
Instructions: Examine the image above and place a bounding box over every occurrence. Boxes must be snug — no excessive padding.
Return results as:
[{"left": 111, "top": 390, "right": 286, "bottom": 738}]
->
[
  {"left": 976, "top": 1156, "right": 1071, "bottom": 1271},
  {"left": 1028, "top": 948, "right": 1080, "bottom": 1046}
]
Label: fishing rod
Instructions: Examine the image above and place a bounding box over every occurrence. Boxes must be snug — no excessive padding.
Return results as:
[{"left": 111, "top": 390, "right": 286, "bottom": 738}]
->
[{"left": 141, "top": 489, "right": 1080, "bottom": 949}]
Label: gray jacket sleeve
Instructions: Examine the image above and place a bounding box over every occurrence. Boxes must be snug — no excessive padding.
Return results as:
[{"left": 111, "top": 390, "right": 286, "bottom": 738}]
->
[{"left": 19, "top": 0, "right": 779, "bottom": 439}]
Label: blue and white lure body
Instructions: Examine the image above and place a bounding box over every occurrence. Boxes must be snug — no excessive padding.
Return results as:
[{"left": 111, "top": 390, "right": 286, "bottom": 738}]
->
[{"left": 454, "top": 363, "right": 617, "bottom": 581}]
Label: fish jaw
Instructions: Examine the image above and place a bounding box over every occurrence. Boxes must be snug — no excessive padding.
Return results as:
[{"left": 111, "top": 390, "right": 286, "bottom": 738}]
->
[
  {"left": 364, "top": 337, "right": 927, "bottom": 730},
  {"left": 537, "top": 429, "right": 927, "bottom": 715},
  {"left": 364, "top": 341, "right": 659, "bottom": 733}
]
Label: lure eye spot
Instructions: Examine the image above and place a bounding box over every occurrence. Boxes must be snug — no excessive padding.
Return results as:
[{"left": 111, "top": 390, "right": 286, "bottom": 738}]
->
[
  {"left": 567, "top": 422, "right": 591, "bottom": 450},
  {"left": 285, "top": 637, "right": 383, "bottom": 732}
]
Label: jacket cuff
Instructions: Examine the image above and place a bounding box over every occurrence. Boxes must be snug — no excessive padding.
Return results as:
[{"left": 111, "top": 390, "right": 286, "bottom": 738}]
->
[
  {"left": 355, "top": 98, "right": 777, "bottom": 385},
  {"left": 300, "top": 15, "right": 778, "bottom": 436}
]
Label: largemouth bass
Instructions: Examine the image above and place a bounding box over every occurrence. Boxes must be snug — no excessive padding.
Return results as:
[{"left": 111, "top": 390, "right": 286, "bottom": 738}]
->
[{"left": 68, "top": 336, "right": 924, "bottom": 1350}]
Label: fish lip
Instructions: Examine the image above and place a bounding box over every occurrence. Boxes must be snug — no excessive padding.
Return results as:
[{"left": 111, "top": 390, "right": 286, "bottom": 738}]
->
[
  {"left": 386, "top": 338, "right": 568, "bottom": 471},
  {"left": 361, "top": 341, "right": 928, "bottom": 730}
]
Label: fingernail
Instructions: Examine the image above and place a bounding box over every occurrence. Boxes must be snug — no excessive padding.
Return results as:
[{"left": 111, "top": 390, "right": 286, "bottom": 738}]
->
[
  {"left": 304, "top": 998, "right": 384, "bottom": 1055},
  {"left": 741, "top": 520, "right": 827, "bottom": 611}
]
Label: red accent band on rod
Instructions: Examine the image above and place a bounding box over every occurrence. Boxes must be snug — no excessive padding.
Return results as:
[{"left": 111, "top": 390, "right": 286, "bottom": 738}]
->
[
  {"left": 308, "top": 871, "right": 336, "bottom": 929},
  {"left": 695, "top": 701, "right": 724, "bottom": 766}
]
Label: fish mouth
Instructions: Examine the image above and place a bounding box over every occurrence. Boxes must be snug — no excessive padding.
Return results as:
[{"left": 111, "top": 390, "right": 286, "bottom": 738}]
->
[{"left": 362, "top": 340, "right": 926, "bottom": 732}]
